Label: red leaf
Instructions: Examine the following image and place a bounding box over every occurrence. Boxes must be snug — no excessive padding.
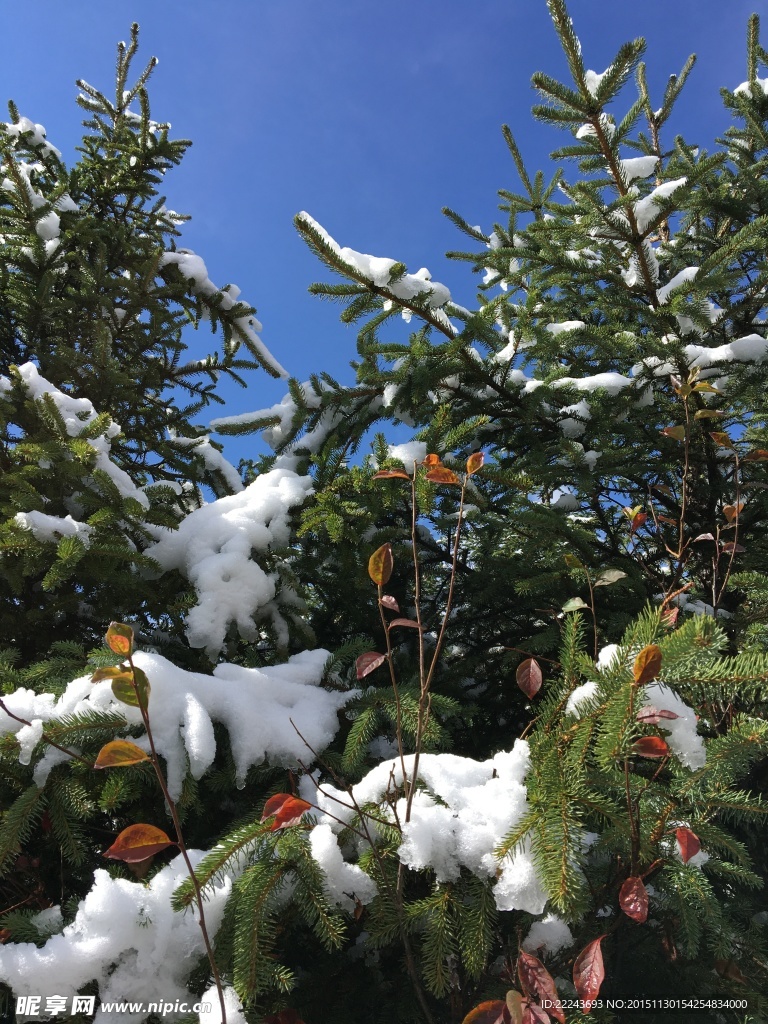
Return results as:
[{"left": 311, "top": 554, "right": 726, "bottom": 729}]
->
[
  {"left": 388, "top": 618, "right": 422, "bottom": 630},
  {"left": 636, "top": 707, "right": 679, "bottom": 725},
  {"left": 381, "top": 595, "right": 400, "bottom": 613},
  {"left": 632, "top": 736, "right": 670, "bottom": 758},
  {"left": 630, "top": 512, "right": 648, "bottom": 534},
  {"left": 261, "top": 794, "right": 313, "bottom": 830},
  {"left": 103, "top": 823, "right": 173, "bottom": 863},
  {"left": 466, "top": 452, "right": 485, "bottom": 476},
  {"left": 573, "top": 936, "right": 606, "bottom": 1009},
  {"left": 518, "top": 950, "right": 563, "bottom": 1023},
  {"left": 619, "top": 876, "right": 649, "bottom": 923},
  {"left": 633, "top": 644, "right": 662, "bottom": 686},
  {"left": 368, "top": 543, "right": 393, "bottom": 586},
  {"left": 425, "top": 466, "right": 461, "bottom": 485},
  {"left": 516, "top": 658, "right": 543, "bottom": 699},
  {"left": 675, "top": 826, "right": 701, "bottom": 863},
  {"left": 693, "top": 533, "right": 715, "bottom": 542},
  {"left": 522, "top": 1006, "right": 550, "bottom": 1024},
  {"left": 356, "top": 652, "right": 387, "bottom": 679},
  {"left": 720, "top": 542, "right": 745, "bottom": 554},
  {"left": 373, "top": 470, "right": 411, "bottom": 480},
  {"left": 461, "top": 1000, "right": 507, "bottom": 1024}
]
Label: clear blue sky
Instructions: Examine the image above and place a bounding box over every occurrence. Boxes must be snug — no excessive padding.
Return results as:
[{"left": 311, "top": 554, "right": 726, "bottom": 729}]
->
[{"left": 0, "top": 0, "right": 757, "bottom": 465}]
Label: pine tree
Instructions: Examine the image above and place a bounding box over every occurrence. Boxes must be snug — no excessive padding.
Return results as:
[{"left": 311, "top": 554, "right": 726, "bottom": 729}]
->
[{"left": 2, "top": 6, "right": 768, "bottom": 1024}]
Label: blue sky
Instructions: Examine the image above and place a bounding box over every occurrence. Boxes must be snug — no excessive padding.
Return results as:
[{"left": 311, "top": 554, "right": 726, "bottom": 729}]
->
[{"left": 0, "top": 0, "right": 757, "bottom": 465}]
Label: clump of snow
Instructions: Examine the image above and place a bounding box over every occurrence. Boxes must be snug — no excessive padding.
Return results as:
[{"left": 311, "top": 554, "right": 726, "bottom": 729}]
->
[
  {"left": 522, "top": 913, "right": 575, "bottom": 956},
  {"left": 309, "top": 824, "right": 379, "bottom": 911},
  {"left": 641, "top": 682, "right": 706, "bottom": 769},
  {"left": 553, "top": 371, "right": 632, "bottom": 396},
  {"left": 14, "top": 363, "right": 149, "bottom": 510},
  {"left": 656, "top": 266, "right": 699, "bottom": 304},
  {"left": 145, "top": 468, "right": 313, "bottom": 658},
  {"left": 632, "top": 178, "right": 687, "bottom": 233},
  {"left": 170, "top": 434, "right": 243, "bottom": 494},
  {"left": 584, "top": 67, "right": 611, "bottom": 97},
  {"left": 387, "top": 441, "right": 427, "bottom": 472},
  {"left": 597, "top": 644, "right": 621, "bottom": 671},
  {"left": 734, "top": 77, "right": 768, "bottom": 98},
  {"left": 302, "top": 742, "right": 547, "bottom": 914},
  {"left": 13, "top": 511, "right": 93, "bottom": 546},
  {"left": 559, "top": 398, "right": 591, "bottom": 438},
  {"left": 0, "top": 853, "right": 232, "bottom": 1024},
  {"left": 565, "top": 682, "right": 599, "bottom": 718},
  {"left": 0, "top": 648, "right": 349, "bottom": 799},
  {"left": 1, "top": 115, "right": 62, "bottom": 159},
  {"left": 546, "top": 320, "right": 585, "bottom": 336},
  {"left": 619, "top": 156, "right": 659, "bottom": 183},
  {"left": 199, "top": 986, "right": 248, "bottom": 1024}
]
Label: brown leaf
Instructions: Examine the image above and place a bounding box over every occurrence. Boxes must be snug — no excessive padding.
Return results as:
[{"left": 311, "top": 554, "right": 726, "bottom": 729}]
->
[
  {"left": 94, "top": 739, "right": 150, "bottom": 769},
  {"left": 356, "top": 652, "right": 387, "bottom": 679},
  {"left": 633, "top": 644, "right": 662, "bottom": 686},
  {"left": 106, "top": 622, "right": 134, "bottom": 656},
  {"left": 714, "top": 959, "right": 748, "bottom": 985},
  {"left": 709, "top": 431, "right": 734, "bottom": 448},
  {"left": 744, "top": 448, "right": 768, "bottom": 461},
  {"left": 619, "top": 876, "right": 649, "bottom": 923},
  {"left": 573, "top": 936, "right": 606, "bottom": 1009},
  {"left": 368, "top": 543, "right": 393, "bottom": 586},
  {"left": 461, "top": 1000, "right": 507, "bottom": 1024},
  {"left": 103, "top": 823, "right": 173, "bottom": 863},
  {"left": 422, "top": 453, "right": 442, "bottom": 467},
  {"left": 722, "top": 503, "right": 743, "bottom": 523},
  {"left": 636, "top": 707, "right": 679, "bottom": 725},
  {"left": 630, "top": 512, "right": 648, "bottom": 535},
  {"left": 466, "top": 452, "right": 485, "bottom": 476},
  {"left": 381, "top": 595, "right": 400, "bottom": 612},
  {"left": 693, "top": 533, "right": 715, "bottom": 542},
  {"left": 260, "top": 794, "right": 312, "bottom": 831},
  {"left": 632, "top": 736, "right": 670, "bottom": 758},
  {"left": 720, "top": 542, "right": 745, "bottom": 554},
  {"left": 518, "top": 950, "right": 563, "bottom": 1023},
  {"left": 661, "top": 426, "right": 685, "bottom": 441},
  {"left": 425, "top": 466, "right": 461, "bottom": 485},
  {"left": 388, "top": 618, "right": 422, "bottom": 630},
  {"left": 373, "top": 470, "right": 411, "bottom": 480},
  {"left": 675, "top": 826, "right": 701, "bottom": 863},
  {"left": 516, "top": 658, "right": 543, "bottom": 699}
]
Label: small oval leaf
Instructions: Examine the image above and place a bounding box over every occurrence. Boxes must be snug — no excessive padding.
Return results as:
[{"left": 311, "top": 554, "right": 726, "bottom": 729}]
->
[
  {"left": 356, "top": 652, "right": 387, "bottom": 679},
  {"left": 94, "top": 740, "right": 150, "bottom": 769},
  {"left": 744, "top": 448, "right": 768, "bottom": 461},
  {"left": 636, "top": 707, "right": 679, "bottom": 725},
  {"left": 709, "top": 431, "right": 734, "bottom": 448},
  {"left": 630, "top": 512, "right": 648, "bottom": 535},
  {"left": 632, "top": 736, "right": 670, "bottom": 758},
  {"left": 661, "top": 425, "right": 685, "bottom": 441},
  {"left": 106, "top": 622, "right": 134, "bottom": 656},
  {"left": 517, "top": 950, "right": 564, "bottom": 1023},
  {"left": 425, "top": 467, "right": 461, "bottom": 485},
  {"left": 111, "top": 666, "right": 150, "bottom": 709},
  {"left": 261, "top": 794, "right": 313, "bottom": 831},
  {"left": 373, "top": 470, "right": 411, "bottom": 480},
  {"left": 381, "top": 595, "right": 400, "bottom": 613},
  {"left": 516, "top": 658, "right": 543, "bottom": 699},
  {"left": 368, "top": 543, "right": 393, "bottom": 586},
  {"left": 720, "top": 542, "right": 745, "bottom": 554},
  {"left": 466, "top": 452, "right": 485, "bottom": 476},
  {"left": 594, "top": 568, "right": 627, "bottom": 587},
  {"left": 422, "top": 453, "right": 442, "bottom": 467},
  {"left": 675, "top": 826, "right": 701, "bottom": 863},
  {"left": 562, "top": 597, "right": 589, "bottom": 612},
  {"left": 505, "top": 991, "right": 526, "bottom": 1024},
  {"left": 460, "top": 1001, "right": 506, "bottom": 1024},
  {"left": 633, "top": 644, "right": 662, "bottom": 686},
  {"left": 619, "top": 876, "right": 649, "bottom": 923},
  {"left": 388, "top": 618, "right": 422, "bottom": 630},
  {"left": 104, "top": 823, "right": 173, "bottom": 863},
  {"left": 91, "top": 665, "right": 128, "bottom": 683},
  {"left": 573, "top": 935, "right": 606, "bottom": 1009}
]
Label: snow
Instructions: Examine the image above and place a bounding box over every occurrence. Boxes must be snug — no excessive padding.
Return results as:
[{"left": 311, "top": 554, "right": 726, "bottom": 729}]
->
[
  {"left": 145, "top": 468, "right": 313, "bottom": 658},
  {"left": 301, "top": 741, "right": 547, "bottom": 914},
  {"left": 522, "top": 913, "right": 574, "bottom": 956},
  {"left": 619, "top": 156, "right": 659, "bottom": 183},
  {"left": 309, "top": 824, "right": 379, "bottom": 911},
  {"left": 632, "top": 178, "right": 687, "bottom": 233},
  {"left": 159, "top": 251, "right": 287, "bottom": 379},
  {"left": 734, "top": 77, "right": 768, "bottom": 98},
  {"left": 13, "top": 511, "right": 93, "bottom": 546},
  {"left": 546, "top": 320, "right": 585, "bottom": 336},
  {"left": 0, "top": 852, "right": 232, "bottom": 1024},
  {"left": 656, "top": 266, "right": 699, "bottom": 304},
  {"left": 686, "top": 333, "right": 768, "bottom": 367},
  {"left": 296, "top": 213, "right": 453, "bottom": 323},
  {"left": 35, "top": 210, "right": 60, "bottom": 241},
  {"left": 641, "top": 683, "right": 706, "bottom": 770},
  {"left": 387, "top": 441, "right": 427, "bottom": 472},
  {"left": 559, "top": 399, "right": 591, "bottom": 437},
  {"left": 584, "top": 67, "right": 611, "bottom": 97},
  {"left": 553, "top": 371, "right": 632, "bottom": 396},
  {"left": 15, "top": 363, "right": 150, "bottom": 510},
  {"left": 597, "top": 644, "right": 620, "bottom": 671},
  {"left": 0, "top": 648, "right": 349, "bottom": 799},
  {"left": 1, "top": 115, "right": 62, "bottom": 159},
  {"left": 565, "top": 682, "right": 599, "bottom": 718},
  {"left": 169, "top": 434, "right": 243, "bottom": 493},
  {"left": 199, "top": 987, "right": 247, "bottom": 1024}
]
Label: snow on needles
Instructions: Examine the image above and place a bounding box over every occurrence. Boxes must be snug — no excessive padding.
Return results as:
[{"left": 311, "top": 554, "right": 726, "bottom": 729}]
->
[
  {"left": 145, "top": 467, "right": 313, "bottom": 658},
  {"left": 302, "top": 741, "right": 548, "bottom": 915},
  {"left": 0, "top": 853, "right": 232, "bottom": 1024}
]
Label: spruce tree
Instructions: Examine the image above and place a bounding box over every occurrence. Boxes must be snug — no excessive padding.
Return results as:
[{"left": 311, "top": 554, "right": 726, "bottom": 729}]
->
[{"left": 1, "top": 6, "right": 768, "bottom": 1024}]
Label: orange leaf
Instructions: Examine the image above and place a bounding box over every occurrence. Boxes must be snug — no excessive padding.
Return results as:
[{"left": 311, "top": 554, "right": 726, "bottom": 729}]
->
[
  {"left": 630, "top": 512, "right": 648, "bottom": 535},
  {"left": 373, "top": 470, "right": 411, "bottom": 480},
  {"left": 619, "top": 876, "right": 649, "bottom": 923},
  {"left": 466, "top": 452, "right": 485, "bottom": 476},
  {"left": 388, "top": 617, "right": 422, "bottom": 630},
  {"left": 106, "top": 622, "right": 134, "bottom": 656},
  {"left": 356, "top": 652, "right": 387, "bottom": 679},
  {"left": 632, "top": 736, "right": 669, "bottom": 758},
  {"left": 573, "top": 935, "right": 605, "bottom": 1009},
  {"left": 518, "top": 950, "right": 564, "bottom": 1023},
  {"left": 94, "top": 740, "right": 150, "bottom": 769},
  {"left": 422, "top": 453, "right": 442, "bottom": 467},
  {"left": 425, "top": 467, "right": 461, "bottom": 485},
  {"left": 104, "top": 823, "right": 173, "bottom": 863},
  {"left": 675, "top": 826, "right": 701, "bottom": 863},
  {"left": 723, "top": 503, "right": 743, "bottom": 523},
  {"left": 91, "top": 665, "right": 129, "bottom": 682},
  {"left": 633, "top": 644, "right": 662, "bottom": 686},
  {"left": 709, "top": 431, "right": 734, "bottom": 448},
  {"left": 744, "top": 448, "right": 768, "bottom": 461},
  {"left": 261, "top": 794, "right": 312, "bottom": 830},
  {"left": 516, "top": 658, "right": 543, "bottom": 699},
  {"left": 368, "top": 543, "right": 393, "bottom": 586},
  {"left": 461, "top": 1001, "right": 506, "bottom": 1024}
]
